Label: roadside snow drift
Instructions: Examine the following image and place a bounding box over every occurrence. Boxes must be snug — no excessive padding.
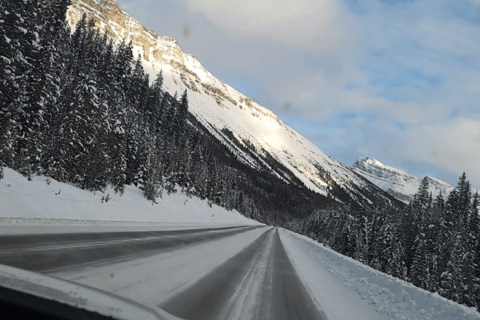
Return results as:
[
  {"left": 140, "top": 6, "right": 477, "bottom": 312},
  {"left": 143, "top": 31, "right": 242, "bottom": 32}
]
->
[
  {"left": 0, "top": 167, "right": 259, "bottom": 227},
  {"left": 280, "top": 229, "right": 480, "bottom": 320}
]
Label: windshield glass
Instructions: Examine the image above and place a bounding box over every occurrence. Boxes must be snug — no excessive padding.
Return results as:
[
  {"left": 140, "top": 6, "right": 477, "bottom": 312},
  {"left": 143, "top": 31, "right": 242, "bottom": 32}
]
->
[{"left": 1, "top": 1, "right": 479, "bottom": 320}]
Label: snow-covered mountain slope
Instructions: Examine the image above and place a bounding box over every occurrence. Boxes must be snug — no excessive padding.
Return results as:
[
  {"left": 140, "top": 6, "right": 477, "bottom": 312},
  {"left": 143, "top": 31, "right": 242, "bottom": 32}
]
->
[
  {"left": 352, "top": 157, "right": 454, "bottom": 204},
  {"left": 66, "top": 0, "right": 399, "bottom": 207}
]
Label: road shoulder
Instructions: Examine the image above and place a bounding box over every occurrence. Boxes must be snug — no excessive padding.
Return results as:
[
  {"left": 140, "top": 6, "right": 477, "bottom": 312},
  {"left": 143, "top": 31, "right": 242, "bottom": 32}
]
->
[{"left": 279, "top": 228, "right": 392, "bottom": 320}]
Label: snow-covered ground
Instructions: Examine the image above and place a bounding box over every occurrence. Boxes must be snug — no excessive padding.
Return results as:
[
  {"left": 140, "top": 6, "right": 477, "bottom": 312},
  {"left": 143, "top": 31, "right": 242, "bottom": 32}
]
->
[
  {"left": 0, "top": 167, "right": 260, "bottom": 233},
  {"left": 280, "top": 229, "right": 480, "bottom": 320}
]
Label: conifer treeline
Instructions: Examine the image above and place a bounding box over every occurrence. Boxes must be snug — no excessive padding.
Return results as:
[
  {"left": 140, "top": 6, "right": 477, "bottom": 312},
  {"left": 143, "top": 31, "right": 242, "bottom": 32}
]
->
[
  {"left": 288, "top": 173, "right": 480, "bottom": 310},
  {"left": 0, "top": 0, "right": 329, "bottom": 224}
]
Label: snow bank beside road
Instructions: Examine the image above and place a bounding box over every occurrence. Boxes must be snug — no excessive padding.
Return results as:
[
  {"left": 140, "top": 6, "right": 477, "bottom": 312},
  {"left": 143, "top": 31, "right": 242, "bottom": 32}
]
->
[
  {"left": 0, "top": 167, "right": 259, "bottom": 228},
  {"left": 280, "top": 228, "right": 480, "bottom": 320}
]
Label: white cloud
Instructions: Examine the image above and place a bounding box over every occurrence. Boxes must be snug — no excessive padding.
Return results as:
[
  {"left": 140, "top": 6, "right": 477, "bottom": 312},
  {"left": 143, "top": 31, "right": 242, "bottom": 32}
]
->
[
  {"left": 272, "top": 67, "right": 443, "bottom": 126},
  {"left": 391, "top": 117, "right": 480, "bottom": 189},
  {"left": 181, "top": 0, "right": 354, "bottom": 51}
]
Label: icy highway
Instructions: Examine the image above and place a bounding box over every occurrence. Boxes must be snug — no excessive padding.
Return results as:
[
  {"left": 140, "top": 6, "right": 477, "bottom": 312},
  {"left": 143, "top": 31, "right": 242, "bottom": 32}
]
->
[
  {"left": 1, "top": 224, "right": 470, "bottom": 320},
  {"left": 0, "top": 226, "right": 327, "bottom": 320}
]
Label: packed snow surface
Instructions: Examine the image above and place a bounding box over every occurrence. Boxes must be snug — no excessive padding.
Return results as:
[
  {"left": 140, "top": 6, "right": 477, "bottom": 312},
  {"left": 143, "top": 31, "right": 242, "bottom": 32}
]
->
[
  {"left": 280, "top": 229, "right": 480, "bottom": 320},
  {"left": 51, "top": 227, "right": 269, "bottom": 307},
  {"left": 0, "top": 167, "right": 260, "bottom": 231}
]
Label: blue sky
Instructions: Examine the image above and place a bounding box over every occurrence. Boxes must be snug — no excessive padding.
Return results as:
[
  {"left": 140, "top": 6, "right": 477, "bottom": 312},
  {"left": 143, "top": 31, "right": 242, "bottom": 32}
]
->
[{"left": 118, "top": 0, "right": 480, "bottom": 190}]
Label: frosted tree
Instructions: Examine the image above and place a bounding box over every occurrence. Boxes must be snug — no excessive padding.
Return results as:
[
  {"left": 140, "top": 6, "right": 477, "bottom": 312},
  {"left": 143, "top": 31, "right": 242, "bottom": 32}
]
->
[
  {"left": 470, "top": 192, "right": 480, "bottom": 308},
  {"left": 410, "top": 178, "right": 435, "bottom": 289}
]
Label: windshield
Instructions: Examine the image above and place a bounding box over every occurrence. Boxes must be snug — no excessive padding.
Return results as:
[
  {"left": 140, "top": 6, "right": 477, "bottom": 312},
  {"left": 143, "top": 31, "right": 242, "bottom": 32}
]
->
[{"left": 1, "top": 1, "right": 479, "bottom": 320}]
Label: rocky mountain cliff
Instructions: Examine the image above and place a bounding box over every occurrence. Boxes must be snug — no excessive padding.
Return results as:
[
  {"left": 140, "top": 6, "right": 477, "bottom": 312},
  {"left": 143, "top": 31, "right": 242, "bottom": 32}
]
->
[
  {"left": 352, "top": 157, "right": 454, "bottom": 204},
  {"left": 66, "top": 0, "right": 399, "bottom": 207}
]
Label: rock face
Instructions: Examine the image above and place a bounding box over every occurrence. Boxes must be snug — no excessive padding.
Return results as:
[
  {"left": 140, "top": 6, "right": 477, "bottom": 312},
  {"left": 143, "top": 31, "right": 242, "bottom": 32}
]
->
[
  {"left": 67, "top": 0, "right": 164, "bottom": 62},
  {"left": 352, "top": 157, "right": 454, "bottom": 204},
  {"left": 66, "top": 0, "right": 398, "bottom": 206}
]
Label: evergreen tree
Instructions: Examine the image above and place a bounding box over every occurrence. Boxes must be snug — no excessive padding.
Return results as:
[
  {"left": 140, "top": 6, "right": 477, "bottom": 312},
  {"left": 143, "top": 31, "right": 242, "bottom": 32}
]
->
[
  {"left": 410, "top": 177, "right": 434, "bottom": 289},
  {"left": 354, "top": 206, "right": 368, "bottom": 263},
  {"left": 471, "top": 192, "right": 480, "bottom": 308}
]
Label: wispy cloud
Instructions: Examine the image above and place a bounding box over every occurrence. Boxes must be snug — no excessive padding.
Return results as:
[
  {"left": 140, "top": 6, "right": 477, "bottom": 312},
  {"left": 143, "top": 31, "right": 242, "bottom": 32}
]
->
[
  {"left": 181, "top": 0, "right": 355, "bottom": 51},
  {"left": 390, "top": 117, "right": 480, "bottom": 187}
]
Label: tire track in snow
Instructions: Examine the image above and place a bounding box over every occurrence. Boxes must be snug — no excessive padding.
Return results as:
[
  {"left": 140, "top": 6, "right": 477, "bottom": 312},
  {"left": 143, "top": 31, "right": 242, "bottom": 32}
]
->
[
  {"left": 0, "top": 226, "right": 259, "bottom": 273},
  {"left": 159, "top": 227, "right": 275, "bottom": 319},
  {"left": 160, "top": 227, "right": 326, "bottom": 320},
  {"left": 51, "top": 227, "right": 271, "bottom": 307},
  {"left": 0, "top": 225, "right": 245, "bottom": 247}
]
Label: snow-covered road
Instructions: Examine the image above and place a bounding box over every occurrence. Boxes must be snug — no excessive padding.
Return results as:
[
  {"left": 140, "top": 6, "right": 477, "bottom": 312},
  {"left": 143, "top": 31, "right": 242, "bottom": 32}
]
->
[
  {"left": 0, "top": 226, "right": 257, "bottom": 273},
  {"left": 159, "top": 228, "right": 324, "bottom": 320},
  {"left": 1, "top": 224, "right": 479, "bottom": 320},
  {"left": 0, "top": 225, "right": 325, "bottom": 319}
]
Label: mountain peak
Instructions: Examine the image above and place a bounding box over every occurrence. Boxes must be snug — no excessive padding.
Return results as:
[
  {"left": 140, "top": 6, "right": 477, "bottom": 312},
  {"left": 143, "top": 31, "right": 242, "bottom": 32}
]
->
[
  {"left": 95, "top": 0, "right": 122, "bottom": 15},
  {"left": 99, "top": 0, "right": 118, "bottom": 7},
  {"left": 356, "top": 156, "right": 384, "bottom": 167},
  {"left": 352, "top": 156, "right": 453, "bottom": 203},
  {"left": 364, "top": 156, "right": 383, "bottom": 165}
]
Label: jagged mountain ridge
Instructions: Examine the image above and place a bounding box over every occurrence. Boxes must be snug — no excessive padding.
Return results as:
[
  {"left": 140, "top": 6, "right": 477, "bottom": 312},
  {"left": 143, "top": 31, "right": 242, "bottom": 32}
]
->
[
  {"left": 352, "top": 157, "right": 454, "bottom": 204},
  {"left": 66, "top": 0, "right": 400, "bottom": 207}
]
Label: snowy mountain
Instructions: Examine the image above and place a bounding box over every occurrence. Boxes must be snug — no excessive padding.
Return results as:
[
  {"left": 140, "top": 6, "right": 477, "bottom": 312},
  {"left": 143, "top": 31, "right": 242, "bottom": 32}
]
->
[
  {"left": 352, "top": 157, "right": 454, "bottom": 204},
  {"left": 66, "top": 0, "right": 399, "bottom": 207}
]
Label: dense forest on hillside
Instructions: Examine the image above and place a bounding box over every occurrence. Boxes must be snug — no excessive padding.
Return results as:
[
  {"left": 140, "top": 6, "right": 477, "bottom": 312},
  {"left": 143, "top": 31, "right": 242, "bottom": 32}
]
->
[
  {"left": 1, "top": 0, "right": 480, "bottom": 312},
  {"left": 0, "top": 0, "right": 331, "bottom": 224}
]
